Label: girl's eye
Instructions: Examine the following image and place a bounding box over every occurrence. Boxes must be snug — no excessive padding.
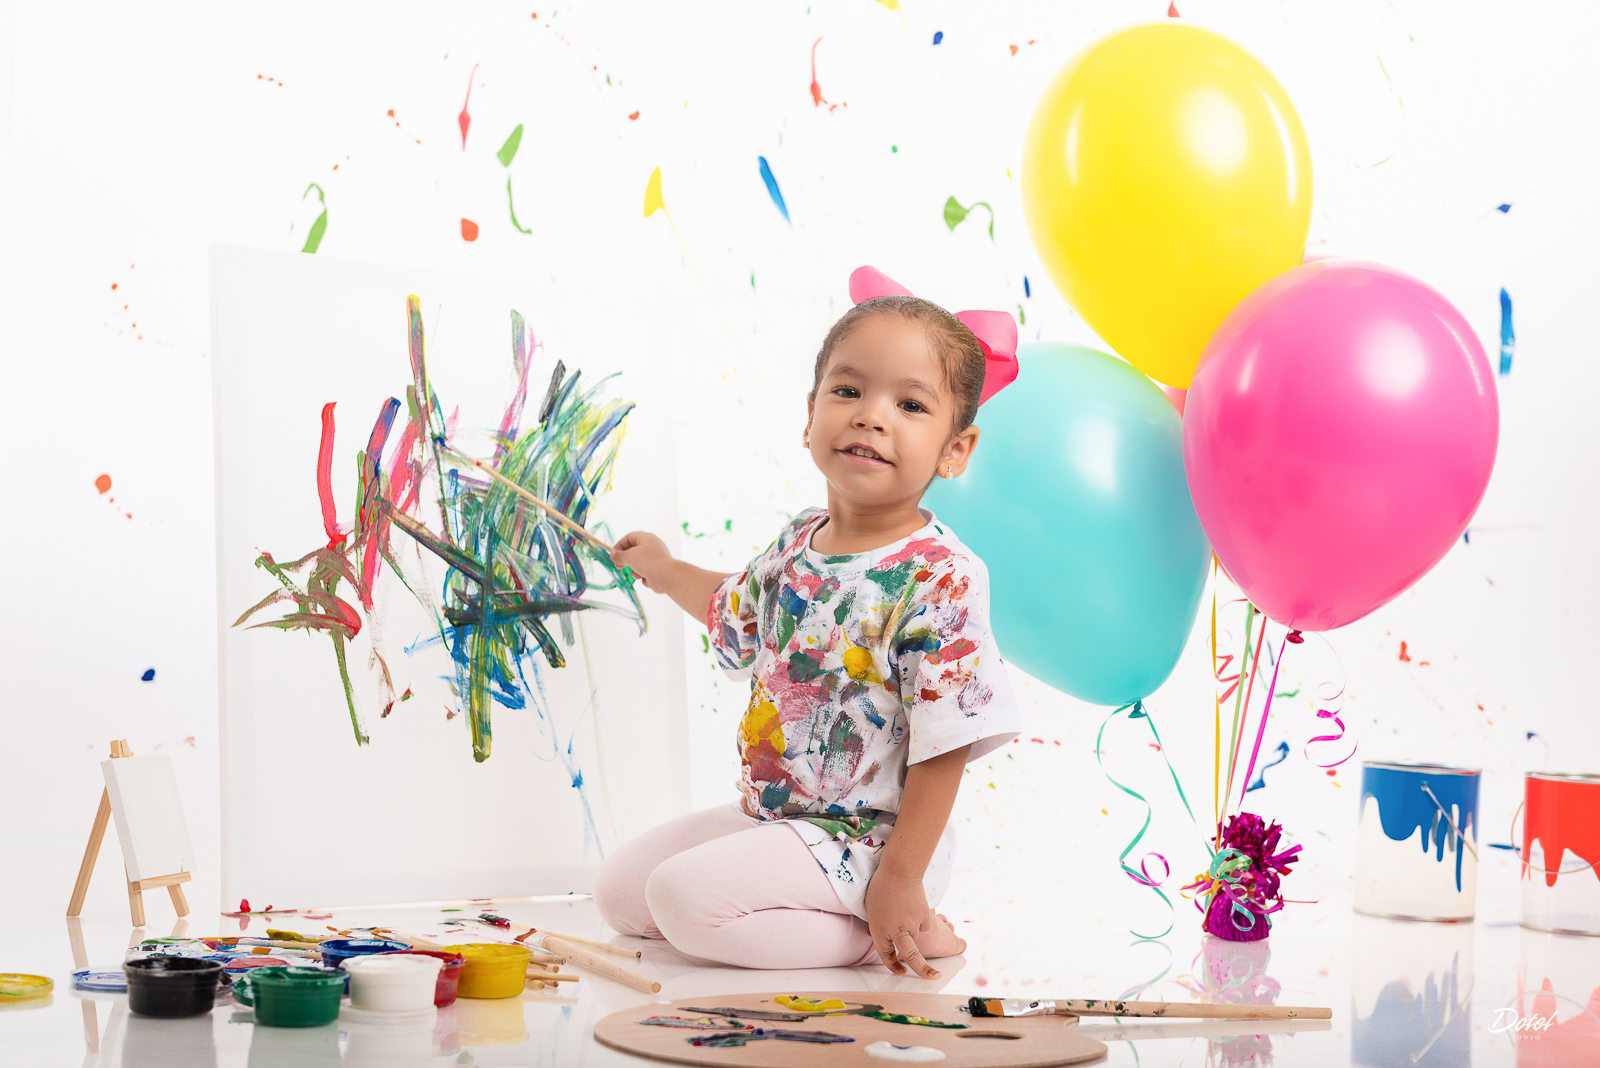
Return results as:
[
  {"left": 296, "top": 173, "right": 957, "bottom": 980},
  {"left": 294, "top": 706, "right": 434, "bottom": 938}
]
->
[
  {"left": 899, "top": 400, "right": 925, "bottom": 414},
  {"left": 833, "top": 386, "right": 859, "bottom": 398}
]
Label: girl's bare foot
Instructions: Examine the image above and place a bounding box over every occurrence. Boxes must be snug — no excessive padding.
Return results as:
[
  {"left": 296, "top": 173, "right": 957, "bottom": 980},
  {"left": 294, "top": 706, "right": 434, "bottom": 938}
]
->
[{"left": 916, "top": 912, "right": 967, "bottom": 959}]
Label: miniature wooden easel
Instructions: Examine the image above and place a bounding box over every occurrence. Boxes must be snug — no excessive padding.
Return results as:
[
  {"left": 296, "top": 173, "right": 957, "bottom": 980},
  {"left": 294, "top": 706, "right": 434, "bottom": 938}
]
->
[{"left": 66, "top": 739, "right": 191, "bottom": 927}]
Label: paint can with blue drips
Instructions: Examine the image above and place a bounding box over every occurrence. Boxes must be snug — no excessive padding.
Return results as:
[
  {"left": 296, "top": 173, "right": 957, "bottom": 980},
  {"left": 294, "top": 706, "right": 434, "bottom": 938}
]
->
[{"left": 1355, "top": 761, "right": 1480, "bottom": 921}]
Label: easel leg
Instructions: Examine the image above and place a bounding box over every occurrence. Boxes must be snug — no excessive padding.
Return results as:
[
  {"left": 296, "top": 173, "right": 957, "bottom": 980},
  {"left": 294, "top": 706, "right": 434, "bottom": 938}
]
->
[
  {"left": 125, "top": 865, "right": 145, "bottom": 928},
  {"left": 67, "top": 790, "right": 112, "bottom": 917},
  {"left": 167, "top": 882, "right": 190, "bottom": 917}
]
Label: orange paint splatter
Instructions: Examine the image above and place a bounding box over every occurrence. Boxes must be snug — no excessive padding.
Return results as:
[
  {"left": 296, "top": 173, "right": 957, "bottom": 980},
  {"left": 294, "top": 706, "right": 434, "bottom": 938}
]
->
[
  {"left": 95, "top": 474, "right": 112, "bottom": 494},
  {"left": 1009, "top": 44, "right": 1018, "bottom": 55},
  {"left": 628, "top": 110, "right": 640, "bottom": 120},
  {"left": 460, "top": 218, "right": 479, "bottom": 241},
  {"left": 458, "top": 63, "right": 479, "bottom": 149},
  {"left": 183, "top": 736, "right": 197, "bottom": 747},
  {"left": 808, "top": 37, "right": 845, "bottom": 112},
  {"left": 1168, "top": 2, "right": 1180, "bottom": 16},
  {"left": 110, "top": 283, "right": 118, "bottom": 290},
  {"left": 1398, "top": 641, "right": 1411, "bottom": 662}
]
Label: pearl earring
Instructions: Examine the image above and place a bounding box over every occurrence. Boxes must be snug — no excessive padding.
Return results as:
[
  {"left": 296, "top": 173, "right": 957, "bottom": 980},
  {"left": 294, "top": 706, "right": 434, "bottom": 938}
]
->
[{"left": 946, "top": 464, "right": 953, "bottom": 478}]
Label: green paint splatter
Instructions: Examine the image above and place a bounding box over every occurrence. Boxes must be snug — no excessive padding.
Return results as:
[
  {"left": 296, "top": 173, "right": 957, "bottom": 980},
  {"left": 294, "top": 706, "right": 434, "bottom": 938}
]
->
[
  {"left": 943, "top": 195, "right": 994, "bottom": 239},
  {"left": 891, "top": 145, "right": 898, "bottom": 153},
  {"left": 724, "top": 519, "right": 733, "bottom": 531},
  {"left": 497, "top": 124, "right": 524, "bottom": 168},
  {"left": 300, "top": 183, "right": 328, "bottom": 254},
  {"left": 1017, "top": 303, "right": 1026, "bottom": 326},
  {"left": 700, "top": 634, "right": 710, "bottom": 653},
  {"left": 507, "top": 177, "right": 532, "bottom": 235}
]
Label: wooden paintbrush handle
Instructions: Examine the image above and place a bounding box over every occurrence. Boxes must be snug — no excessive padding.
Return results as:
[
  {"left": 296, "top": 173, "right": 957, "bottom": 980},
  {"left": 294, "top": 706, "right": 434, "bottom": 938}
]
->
[
  {"left": 542, "top": 936, "right": 659, "bottom": 994},
  {"left": 1062, "top": 1000, "right": 1331, "bottom": 1020}
]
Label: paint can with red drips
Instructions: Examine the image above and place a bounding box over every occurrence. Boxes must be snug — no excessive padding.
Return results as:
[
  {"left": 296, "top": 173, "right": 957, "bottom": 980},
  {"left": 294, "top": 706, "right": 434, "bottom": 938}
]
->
[{"left": 1520, "top": 772, "right": 1600, "bottom": 936}]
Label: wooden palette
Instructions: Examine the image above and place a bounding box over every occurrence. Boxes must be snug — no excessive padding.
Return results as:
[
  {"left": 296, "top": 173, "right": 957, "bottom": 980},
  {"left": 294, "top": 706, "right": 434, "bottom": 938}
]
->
[{"left": 593, "top": 991, "right": 1107, "bottom": 1068}]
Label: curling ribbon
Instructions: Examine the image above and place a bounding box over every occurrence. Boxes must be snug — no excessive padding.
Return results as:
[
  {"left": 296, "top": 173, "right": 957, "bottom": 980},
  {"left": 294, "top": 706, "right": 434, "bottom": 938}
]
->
[
  {"left": 1303, "top": 631, "right": 1356, "bottom": 769},
  {"left": 1232, "top": 632, "right": 1290, "bottom": 817},
  {"left": 1095, "top": 700, "right": 1208, "bottom": 941}
]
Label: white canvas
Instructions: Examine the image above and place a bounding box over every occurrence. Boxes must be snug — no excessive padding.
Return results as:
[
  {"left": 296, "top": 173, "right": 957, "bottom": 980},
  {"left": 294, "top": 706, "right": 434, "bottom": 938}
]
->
[
  {"left": 210, "top": 245, "right": 688, "bottom": 909},
  {"left": 102, "top": 756, "right": 195, "bottom": 885}
]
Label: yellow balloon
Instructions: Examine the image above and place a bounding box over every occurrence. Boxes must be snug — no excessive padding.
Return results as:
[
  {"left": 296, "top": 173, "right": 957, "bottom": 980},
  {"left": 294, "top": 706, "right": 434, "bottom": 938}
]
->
[{"left": 1022, "top": 24, "right": 1312, "bottom": 389}]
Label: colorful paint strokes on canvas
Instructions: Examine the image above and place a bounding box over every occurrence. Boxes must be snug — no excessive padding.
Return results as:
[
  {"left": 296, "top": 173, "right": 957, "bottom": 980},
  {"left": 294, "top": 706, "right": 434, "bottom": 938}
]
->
[{"left": 235, "top": 296, "right": 645, "bottom": 773}]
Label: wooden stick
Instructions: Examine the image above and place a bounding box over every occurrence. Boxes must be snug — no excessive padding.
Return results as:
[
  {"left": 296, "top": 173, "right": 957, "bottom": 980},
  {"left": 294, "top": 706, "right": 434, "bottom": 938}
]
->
[
  {"left": 526, "top": 950, "right": 565, "bottom": 965},
  {"left": 527, "top": 962, "right": 560, "bottom": 973},
  {"left": 125, "top": 863, "right": 146, "bottom": 928},
  {"left": 525, "top": 968, "right": 579, "bottom": 983},
  {"left": 446, "top": 451, "right": 613, "bottom": 554},
  {"left": 68, "top": 790, "right": 113, "bottom": 917},
  {"left": 533, "top": 928, "right": 642, "bottom": 959},
  {"left": 387, "top": 931, "right": 449, "bottom": 951},
  {"left": 235, "top": 939, "right": 324, "bottom": 952},
  {"left": 542, "top": 936, "right": 659, "bottom": 994},
  {"left": 1051, "top": 1000, "right": 1331, "bottom": 1020}
]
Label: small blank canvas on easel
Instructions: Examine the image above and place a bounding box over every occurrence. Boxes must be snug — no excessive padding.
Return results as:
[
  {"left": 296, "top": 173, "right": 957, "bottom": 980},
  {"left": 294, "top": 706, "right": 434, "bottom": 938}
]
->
[{"left": 102, "top": 756, "right": 194, "bottom": 883}]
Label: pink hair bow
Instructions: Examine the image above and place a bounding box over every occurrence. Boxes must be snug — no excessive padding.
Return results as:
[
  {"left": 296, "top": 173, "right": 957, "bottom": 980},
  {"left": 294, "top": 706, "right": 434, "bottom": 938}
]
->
[{"left": 848, "top": 266, "right": 1019, "bottom": 405}]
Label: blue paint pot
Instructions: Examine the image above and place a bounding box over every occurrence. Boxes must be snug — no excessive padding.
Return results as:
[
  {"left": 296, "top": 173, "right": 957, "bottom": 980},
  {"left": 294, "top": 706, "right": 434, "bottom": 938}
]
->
[
  {"left": 316, "top": 939, "right": 412, "bottom": 973},
  {"left": 1354, "top": 760, "right": 1480, "bottom": 921}
]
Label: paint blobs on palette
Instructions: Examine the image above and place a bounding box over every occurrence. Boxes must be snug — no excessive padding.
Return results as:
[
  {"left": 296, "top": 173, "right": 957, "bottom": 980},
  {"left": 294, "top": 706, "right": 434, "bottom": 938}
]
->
[
  {"left": 758, "top": 157, "right": 790, "bottom": 223},
  {"left": 689, "top": 1028, "right": 854, "bottom": 1047},
  {"left": 867, "top": 1041, "right": 946, "bottom": 1062}
]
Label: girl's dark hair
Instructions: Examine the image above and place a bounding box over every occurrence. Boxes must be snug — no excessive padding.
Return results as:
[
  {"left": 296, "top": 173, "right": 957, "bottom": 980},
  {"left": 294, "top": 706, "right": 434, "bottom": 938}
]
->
[{"left": 809, "top": 296, "right": 987, "bottom": 434}]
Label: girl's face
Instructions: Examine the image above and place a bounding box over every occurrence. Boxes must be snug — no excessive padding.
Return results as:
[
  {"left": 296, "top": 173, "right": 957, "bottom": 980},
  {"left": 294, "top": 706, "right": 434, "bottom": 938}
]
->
[{"left": 805, "top": 313, "right": 979, "bottom": 511}]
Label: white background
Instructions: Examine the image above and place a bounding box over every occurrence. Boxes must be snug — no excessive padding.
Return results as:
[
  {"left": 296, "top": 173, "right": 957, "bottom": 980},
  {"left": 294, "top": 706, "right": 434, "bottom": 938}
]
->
[{"left": 1, "top": 0, "right": 1596, "bottom": 935}]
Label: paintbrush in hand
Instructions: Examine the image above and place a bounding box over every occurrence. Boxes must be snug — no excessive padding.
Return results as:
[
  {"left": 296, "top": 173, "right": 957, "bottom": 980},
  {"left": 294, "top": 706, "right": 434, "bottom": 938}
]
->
[{"left": 968, "top": 997, "right": 1331, "bottom": 1021}]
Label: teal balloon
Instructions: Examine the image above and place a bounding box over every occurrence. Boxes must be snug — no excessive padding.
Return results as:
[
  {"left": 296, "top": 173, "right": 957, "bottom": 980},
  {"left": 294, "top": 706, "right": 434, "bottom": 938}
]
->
[{"left": 925, "top": 343, "right": 1209, "bottom": 705}]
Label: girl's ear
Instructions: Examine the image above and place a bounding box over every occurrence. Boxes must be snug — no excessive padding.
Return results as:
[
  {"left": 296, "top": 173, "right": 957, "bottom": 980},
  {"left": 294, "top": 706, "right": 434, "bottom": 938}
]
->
[
  {"left": 804, "top": 395, "right": 814, "bottom": 446},
  {"left": 942, "top": 424, "right": 981, "bottom": 477}
]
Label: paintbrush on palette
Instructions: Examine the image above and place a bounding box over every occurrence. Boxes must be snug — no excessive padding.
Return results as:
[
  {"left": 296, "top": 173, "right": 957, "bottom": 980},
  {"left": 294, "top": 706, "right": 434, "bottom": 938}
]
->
[{"left": 968, "top": 997, "right": 1332, "bottom": 1021}]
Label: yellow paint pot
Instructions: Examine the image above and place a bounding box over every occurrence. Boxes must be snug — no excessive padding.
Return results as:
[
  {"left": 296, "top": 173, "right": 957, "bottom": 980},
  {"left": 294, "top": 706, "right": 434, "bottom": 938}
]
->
[
  {"left": 454, "top": 943, "right": 530, "bottom": 1000},
  {"left": 454, "top": 993, "right": 529, "bottom": 1046}
]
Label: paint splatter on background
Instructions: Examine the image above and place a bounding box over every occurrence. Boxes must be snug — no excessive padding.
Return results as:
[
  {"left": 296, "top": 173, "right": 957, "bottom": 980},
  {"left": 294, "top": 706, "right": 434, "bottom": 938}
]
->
[
  {"left": 299, "top": 183, "right": 328, "bottom": 254},
  {"left": 757, "top": 157, "right": 790, "bottom": 223},
  {"left": 498, "top": 124, "right": 533, "bottom": 234},
  {"left": 458, "top": 64, "right": 478, "bottom": 148},
  {"left": 944, "top": 195, "right": 994, "bottom": 239},
  {"left": 1498, "top": 287, "right": 1515, "bottom": 376}
]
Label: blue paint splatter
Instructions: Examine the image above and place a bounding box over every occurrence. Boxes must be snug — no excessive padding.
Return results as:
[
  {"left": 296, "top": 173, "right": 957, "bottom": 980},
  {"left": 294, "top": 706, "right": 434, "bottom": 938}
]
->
[
  {"left": 1360, "top": 765, "right": 1478, "bottom": 891},
  {"left": 933, "top": 31, "right": 943, "bottom": 45},
  {"left": 1245, "top": 741, "right": 1290, "bottom": 793},
  {"left": 757, "top": 156, "right": 790, "bottom": 224},
  {"left": 1023, "top": 275, "right": 1031, "bottom": 298},
  {"left": 1496, "top": 203, "right": 1511, "bottom": 213},
  {"left": 1498, "top": 287, "right": 1515, "bottom": 376},
  {"left": 140, "top": 668, "right": 156, "bottom": 682}
]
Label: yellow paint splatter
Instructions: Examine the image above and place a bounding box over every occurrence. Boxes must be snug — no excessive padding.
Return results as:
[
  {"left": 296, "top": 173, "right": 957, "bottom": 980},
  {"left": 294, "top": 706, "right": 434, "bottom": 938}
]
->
[
  {"left": 874, "top": 0, "right": 901, "bottom": 8},
  {"left": 740, "top": 685, "right": 784, "bottom": 755},
  {"left": 842, "top": 646, "right": 881, "bottom": 684},
  {"left": 643, "top": 167, "right": 664, "bottom": 217},
  {"left": 775, "top": 996, "right": 848, "bottom": 1013}
]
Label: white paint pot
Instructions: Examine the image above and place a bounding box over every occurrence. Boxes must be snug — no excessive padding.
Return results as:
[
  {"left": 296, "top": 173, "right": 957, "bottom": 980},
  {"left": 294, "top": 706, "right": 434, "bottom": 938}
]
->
[{"left": 341, "top": 953, "right": 442, "bottom": 1013}]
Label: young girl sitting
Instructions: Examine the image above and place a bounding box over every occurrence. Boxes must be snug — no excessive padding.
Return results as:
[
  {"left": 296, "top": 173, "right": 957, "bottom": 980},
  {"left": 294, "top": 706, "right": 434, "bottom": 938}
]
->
[{"left": 595, "top": 268, "right": 1021, "bottom": 979}]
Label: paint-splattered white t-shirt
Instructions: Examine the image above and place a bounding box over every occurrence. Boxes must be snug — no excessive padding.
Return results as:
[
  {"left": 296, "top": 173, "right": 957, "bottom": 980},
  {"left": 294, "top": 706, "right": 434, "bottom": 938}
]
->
[{"left": 706, "top": 507, "right": 1020, "bottom": 920}]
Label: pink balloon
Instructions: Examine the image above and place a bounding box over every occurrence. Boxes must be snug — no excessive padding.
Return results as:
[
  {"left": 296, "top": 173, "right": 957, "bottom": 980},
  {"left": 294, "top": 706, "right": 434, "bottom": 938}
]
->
[{"left": 1184, "top": 261, "right": 1498, "bottom": 631}]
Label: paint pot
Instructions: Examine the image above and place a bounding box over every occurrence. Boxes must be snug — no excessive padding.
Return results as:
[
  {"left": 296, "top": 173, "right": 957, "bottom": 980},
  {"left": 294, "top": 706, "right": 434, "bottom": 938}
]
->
[
  {"left": 453, "top": 991, "right": 529, "bottom": 1046},
  {"left": 1350, "top": 911, "right": 1472, "bottom": 1067},
  {"left": 123, "top": 956, "right": 224, "bottom": 1018},
  {"left": 0, "top": 974, "right": 54, "bottom": 1001},
  {"left": 316, "top": 938, "right": 412, "bottom": 972},
  {"left": 1520, "top": 772, "right": 1600, "bottom": 936},
  {"left": 454, "top": 943, "right": 531, "bottom": 1000},
  {"left": 1355, "top": 761, "right": 1480, "bottom": 921},
  {"left": 1512, "top": 925, "right": 1600, "bottom": 1063},
  {"left": 379, "top": 949, "right": 465, "bottom": 1007},
  {"left": 342, "top": 953, "right": 441, "bottom": 1012},
  {"left": 232, "top": 966, "right": 345, "bottom": 1028}
]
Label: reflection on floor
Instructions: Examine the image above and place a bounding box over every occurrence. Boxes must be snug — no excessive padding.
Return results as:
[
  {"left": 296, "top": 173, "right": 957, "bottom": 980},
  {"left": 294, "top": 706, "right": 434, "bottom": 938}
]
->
[{"left": 4, "top": 882, "right": 1597, "bottom": 1066}]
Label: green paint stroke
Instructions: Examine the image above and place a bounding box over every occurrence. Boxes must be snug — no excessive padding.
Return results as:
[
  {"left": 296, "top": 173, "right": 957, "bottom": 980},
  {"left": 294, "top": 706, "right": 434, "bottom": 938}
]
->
[
  {"left": 301, "top": 183, "right": 328, "bottom": 254},
  {"left": 507, "top": 178, "right": 532, "bottom": 234},
  {"left": 497, "top": 124, "right": 524, "bottom": 168},
  {"left": 943, "top": 196, "right": 994, "bottom": 240}
]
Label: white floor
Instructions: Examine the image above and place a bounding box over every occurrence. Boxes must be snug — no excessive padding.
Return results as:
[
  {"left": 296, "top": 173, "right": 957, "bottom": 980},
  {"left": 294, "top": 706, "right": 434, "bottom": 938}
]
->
[{"left": 4, "top": 866, "right": 1597, "bottom": 1067}]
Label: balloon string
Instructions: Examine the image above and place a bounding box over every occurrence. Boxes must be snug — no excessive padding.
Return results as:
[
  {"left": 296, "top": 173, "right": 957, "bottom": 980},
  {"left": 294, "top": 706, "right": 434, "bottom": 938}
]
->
[
  {"left": 1095, "top": 700, "right": 1206, "bottom": 941},
  {"left": 1211, "top": 559, "right": 1221, "bottom": 831},
  {"left": 1233, "top": 634, "right": 1291, "bottom": 817},
  {"left": 1222, "top": 611, "right": 1266, "bottom": 815},
  {"left": 1303, "top": 630, "right": 1356, "bottom": 769}
]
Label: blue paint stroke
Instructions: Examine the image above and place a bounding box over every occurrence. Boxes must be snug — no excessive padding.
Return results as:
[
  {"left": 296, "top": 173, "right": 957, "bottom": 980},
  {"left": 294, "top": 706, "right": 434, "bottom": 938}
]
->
[
  {"left": 1245, "top": 741, "right": 1290, "bottom": 793},
  {"left": 1498, "top": 287, "right": 1515, "bottom": 376},
  {"left": 140, "top": 668, "right": 156, "bottom": 681},
  {"left": 932, "top": 31, "right": 943, "bottom": 45},
  {"left": 757, "top": 156, "right": 790, "bottom": 224},
  {"left": 1023, "top": 275, "right": 1031, "bottom": 298},
  {"left": 1359, "top": 765, "right": 1478, "bottom": 891},
  {"left": 1496, "top": 203, "right": 1511, "bottom": 213}
]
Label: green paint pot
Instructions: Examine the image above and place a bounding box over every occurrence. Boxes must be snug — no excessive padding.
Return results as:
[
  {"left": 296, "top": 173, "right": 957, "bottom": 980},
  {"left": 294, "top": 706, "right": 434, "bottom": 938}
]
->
[{"left": 232, "top": 967, "right": 344, "bottom": 1027}]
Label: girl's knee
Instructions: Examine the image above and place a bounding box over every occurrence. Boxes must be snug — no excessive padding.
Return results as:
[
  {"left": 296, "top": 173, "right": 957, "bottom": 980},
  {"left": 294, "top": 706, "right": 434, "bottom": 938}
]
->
[
  {"left": 593, "top": 853, "right": 658, "bottom": 939},
  {"left": 643, "top": 855, "right": 717, "bottom": 948}
]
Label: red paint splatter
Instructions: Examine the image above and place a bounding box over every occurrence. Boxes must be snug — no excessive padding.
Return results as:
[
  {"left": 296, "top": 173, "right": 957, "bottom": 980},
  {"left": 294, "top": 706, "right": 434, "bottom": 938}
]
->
[
  {"left": 1168, "top": 2, "right": 1180, "bottom": 15},
  {"left": 1398, "top": 641, "right": 1411, "bottom": 661},
  {"left": 239, "top": 899, "right": 251, "bottom": 913},
  {"left": 316, "top": 402, "right": 348, "bottom": 548},
  {"left": 460, "top": 218, "right": 479, "bottom": 241},
  {"left": 95, "top": 474, "right": 112, "bottom": 494},
  {"left": 458, "top": 64, "right": 478, "bottom": 149},
  {"left": 809, "top": 37, "right": 845, "bottom": 112},
  {"left": 1326, "top": 769, "right": 1337, "bottom": 776},
  {"left": 110, "top": 283, "right": 118, "bottom": 290},
  {"left": 256, "top": 73, "right": 284, "bottom": 87},
  {"left": 387, "top": 109, "right": 394, "bottom": 117},
  {"left": 974, "top": 975, "right": 989, "bottom": 987},
  {"left": 183, "top": 736, "right": 196, "bottom": 747},
  {"left": 628, "top": 110, "right": 640, "bottom": 120}
]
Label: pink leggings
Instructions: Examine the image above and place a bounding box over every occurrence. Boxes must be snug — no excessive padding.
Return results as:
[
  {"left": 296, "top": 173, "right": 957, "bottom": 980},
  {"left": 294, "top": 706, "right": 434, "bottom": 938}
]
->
[{"left": 592, "top": 804, "right": 879, "bottom": 969}]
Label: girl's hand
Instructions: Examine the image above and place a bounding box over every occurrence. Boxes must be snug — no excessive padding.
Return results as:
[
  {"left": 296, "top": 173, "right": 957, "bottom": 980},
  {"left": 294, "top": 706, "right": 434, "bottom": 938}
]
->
[
  {"left": 610, "top": 531, "right": 673, "bottom": 591},
  {"left": 865, "top": 872, "right": 940, "bottom": 979}
]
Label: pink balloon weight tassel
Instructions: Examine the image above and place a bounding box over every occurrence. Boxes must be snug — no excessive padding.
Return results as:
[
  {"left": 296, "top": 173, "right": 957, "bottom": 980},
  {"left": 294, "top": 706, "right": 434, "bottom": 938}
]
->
[{"left": 1183, "top": 260, "right": 1498, "bottom": 632}]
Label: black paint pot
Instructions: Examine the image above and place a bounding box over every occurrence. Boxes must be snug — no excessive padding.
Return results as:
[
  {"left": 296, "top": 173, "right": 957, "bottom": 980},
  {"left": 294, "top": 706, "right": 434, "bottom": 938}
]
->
[{"left": 124, "top": 956, "right": 225, "bottom": 1018}]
